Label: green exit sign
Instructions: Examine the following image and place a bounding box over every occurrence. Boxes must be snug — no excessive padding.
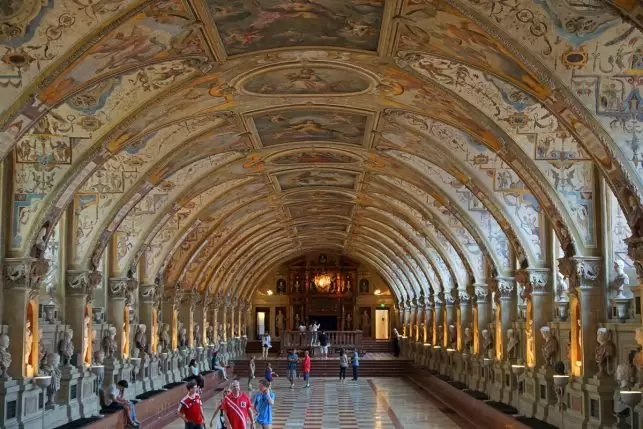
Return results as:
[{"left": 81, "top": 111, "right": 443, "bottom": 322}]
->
[{"left": 380, "top": 303, "right": 385, "bottom": 308}]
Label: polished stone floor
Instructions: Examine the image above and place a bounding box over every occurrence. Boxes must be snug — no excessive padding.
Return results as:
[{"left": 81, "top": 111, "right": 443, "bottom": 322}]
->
[{"left": 164, "top": 377, "right": 465, "bottom": 429}]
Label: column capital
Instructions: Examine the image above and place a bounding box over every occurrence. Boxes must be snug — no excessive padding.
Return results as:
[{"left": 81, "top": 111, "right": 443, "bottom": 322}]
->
[
  {"left": 458, "top": 290, "right": 473, "bottom": 305},
  {"left": 626, "top": 235, "right": 643, "bottom": 279},
  {"left": 4, "top": 257, "right": 49, "bottom": 291},
  {"left": 474, "top": 283, "right": 490, "bottom": 302},
  {"left": 515, "top": 268, "right": 551, "bottom": 296},
  {"left": 66, "top": 269, "right": 102, "bottom": 298},
  {"left": 558, "top": 256, "right": 602, "bottom": 290},
  {"left": 444, "top": 290, "right": 457, "bottom": 306},
  {"left": 139, "top": 283, "right": 157, "bottom": 304},
  {"left": 496, "top": 277, "right": 516, "bottom": 300},
  {"left": 108, "top": 277, "right": 136, "bottom": 300}
]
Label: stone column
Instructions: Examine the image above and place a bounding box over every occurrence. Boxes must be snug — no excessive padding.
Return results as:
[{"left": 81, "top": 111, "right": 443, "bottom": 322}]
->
[
  {"left": 516, "top": 269, "right": 551, "bottom": 368},
  {"left": 418, "top": 298, "right": 427, "bottom": 343},
  {"left": 138, "top": 282, "right": 159, "bottom": 354},
  {"left": 222, "top": 301, "right": 228, "bottom": 342},
  {"left": 434, "top": 295, "right": 444, "bottom": 347},
  {"left": 445, "top": 292, "right": 457, "bottom": 349},
  {"left": 497, "top": 278, "right": 517, "bottom": 361},
  {"left": 626, "top": 236, "right": 643, "bottom": 317},
  {"left": 425, "top": 298, "right": 434, "bottom": 344},
  {"left": 3, "top": 258, "right": 48, "bottom": 378},
  {"left": 559, "top": 257, "right": 602, "bottom": 377},
  {"left": 229, "top": 298, "right": 237, "bottom": 338},
  {"left": 66, "top": 270, "right": 102, "bottom": 369},
  {"left": 459, "top": 290, "right": 473, "bottom": 352},
  {"left": 410, "top": 297, "right": 418, "bottom": 341},
  {"left": 475, "top": 284, "right": 492, "bottom": 352},
  {"left": 108, "top": 277, "right": 135, "bottom": 359}
]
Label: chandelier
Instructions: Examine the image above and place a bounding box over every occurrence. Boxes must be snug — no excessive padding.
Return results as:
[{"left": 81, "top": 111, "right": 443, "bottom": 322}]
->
[{"left": 314, "top": 273, "right": 332, "bottom": 290}]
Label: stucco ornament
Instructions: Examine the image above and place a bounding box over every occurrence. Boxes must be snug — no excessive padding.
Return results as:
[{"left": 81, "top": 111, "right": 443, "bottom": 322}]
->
[{"left": 595, "top": 328, "right": 616, "bottom": 377}]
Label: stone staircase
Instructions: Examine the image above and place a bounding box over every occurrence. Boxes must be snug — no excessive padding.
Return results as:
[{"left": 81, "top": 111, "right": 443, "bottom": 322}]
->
[
  {"left": 361, "top": 339, "right": 394, "bottom": 353},
  {"left": 232, "top": 355, "right": 410, "bottom": 378}
]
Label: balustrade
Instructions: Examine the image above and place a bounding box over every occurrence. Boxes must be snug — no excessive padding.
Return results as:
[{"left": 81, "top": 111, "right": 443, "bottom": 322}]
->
[{"left": 280, "top": 330, "right": 363, "bottom": 354}]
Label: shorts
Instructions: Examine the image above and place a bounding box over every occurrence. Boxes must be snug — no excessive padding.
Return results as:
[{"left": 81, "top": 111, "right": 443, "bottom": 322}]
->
[
  {"left": 288, "top": 369, "right": 297, "bottom": 379},
  {"left": 321, "top": 345, "right": 328, "bottom": 353},
  {"left": 263, "top": 344, "right": 269, "bottom": 348},
  {"left": 256, "top": 423, "right": 272, "bottom": 429},
  {"left": 303, "top": 372, "right": 310, "bottom": 381}
]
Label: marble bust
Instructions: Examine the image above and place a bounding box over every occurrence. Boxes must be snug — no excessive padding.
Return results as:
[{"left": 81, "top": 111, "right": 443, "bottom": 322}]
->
[
  {"left": 540, "top": 326, "right": 558, "bottom": 367},
  {"left": 482, "top": 329, "right": 494, "bottom": 359},
  {"left": 610, "top": 260, "right": 631, "bottom": 299},
  {"left": 102, "top": 326, "right": 117, "bottom": 359},
  {"left": 58, "top": 329, "right": 74, "bottom": 366},
  {"left": 595, "top": 328, "right": 616, "bottom": 377},
  {"left": 506, "top": 329, "right": 519, "bottom": 360},
  {"left": 0, "top": 334, "right": 11, "bottom": 378}
]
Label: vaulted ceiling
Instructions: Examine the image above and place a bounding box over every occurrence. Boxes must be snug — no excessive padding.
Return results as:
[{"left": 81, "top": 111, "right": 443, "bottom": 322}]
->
[{"left": 1, "top": 0, "right": 641, "bottom": 302}]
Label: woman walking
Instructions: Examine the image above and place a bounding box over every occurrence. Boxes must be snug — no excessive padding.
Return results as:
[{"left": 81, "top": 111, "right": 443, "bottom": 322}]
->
[
  {"left": 339, "top": 349, "right": 348, "bottom": 382},
  {"left": 261, "top": 332, "right": 271, "bottom": 360}
]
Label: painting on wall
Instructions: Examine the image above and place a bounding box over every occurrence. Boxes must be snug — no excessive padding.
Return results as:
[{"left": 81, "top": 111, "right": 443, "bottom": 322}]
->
[
  {"left": 252, "top": 109, "right": 368, "bottom": 146},
  {"left": 275, "top": 169, "right": 358, "bottom": 190},
  {"left": 206, "top": 0, "right": 385, "bottom": 55},
  {"left": 269, "top": 150, "right": 358, "bottom": 165},
  {"left": 242, "top": 65, "right": 371, "bottom": 95}
]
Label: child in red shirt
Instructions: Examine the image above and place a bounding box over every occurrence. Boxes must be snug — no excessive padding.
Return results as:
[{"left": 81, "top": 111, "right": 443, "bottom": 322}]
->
[
  {"left": 303, "top": 350, "right": 311, "bottom": 388},
  {"left": 178, "top": 380, "right": 205, "bottom": 429},
  {"left": 221, "top": 380, "right": 255, "bottom": 429}
]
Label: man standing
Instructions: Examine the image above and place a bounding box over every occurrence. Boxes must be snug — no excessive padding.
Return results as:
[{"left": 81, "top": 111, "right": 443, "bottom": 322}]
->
[
  {"left": 318, "top": 331, "right": 329, "bottom": 360},
  {"left": 252, "top": 379, "right": 275, "bottom": 429},
  {"left": 287, "top": 349, "right": 299, "bottom": 389},
  {"left": 302, "top": 350, "right": 311, "bottom": 388},
  {"left": 221, "top": 380, "right": 255, "bottom": 429},
  {"left": 178, "top": 380, "right": 205, "bottom": 429}
]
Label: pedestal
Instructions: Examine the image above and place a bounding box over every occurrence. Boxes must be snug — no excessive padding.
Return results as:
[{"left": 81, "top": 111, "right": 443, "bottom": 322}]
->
[
  {"left": 568, "top": 376, "right": 617, "bottom": 429},
  {"left": 59, "top": 366, "right": 81, "bottom": 421},
  {"left": 535, "top": 367, "right": 555, "bottom": 422},
  {"left": 103, "top": 357, "right": 129, "bottom": 391},
  {"left": 468, "top": 357, "right": 483, "bottom": 391},
  {"left": 76, "top": 371, "right": 99, "bottom": 418},
  {"left": 171, "top": 352, "right": 183, "bottom": 383},
  {"left": 148, "top": 356, "right": 164, "bottom": 390},
  {"left": 18, "top": 380, "right": 46, "bottom": 429},
  {"left": 0, "top": 379, "right": 19, "bottom": 429},
  {"left": 501, "top": 362, "right": 517, "bottom": 405},
  {"left": 489, "top": 361, "right": 504, "bottom": 401},
  {"left": 519, "top": 369, "right": 539, "bottom": 417}
]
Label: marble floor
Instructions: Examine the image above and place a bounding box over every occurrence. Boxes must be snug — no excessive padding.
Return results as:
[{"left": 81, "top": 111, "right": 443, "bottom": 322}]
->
[{"left": 163, "top": 377, "right": 466, "bottom": 429}]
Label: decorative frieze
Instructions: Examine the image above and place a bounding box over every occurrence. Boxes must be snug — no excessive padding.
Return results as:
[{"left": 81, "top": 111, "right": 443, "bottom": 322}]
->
[
  {"left": 108, "top": 277, "right": 136, "bottom": 300},
  {"left": 66, "top": 270, "right": 102, "bottom": 300},
  {"left": 558, "top": 257, "right": 601, "bottom": 291},
  {"left": 496, "top": 278, "right": 515, "bottom": 299}
]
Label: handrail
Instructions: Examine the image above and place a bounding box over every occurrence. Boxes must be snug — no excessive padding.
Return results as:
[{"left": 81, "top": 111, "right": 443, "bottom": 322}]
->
[{"left": 280, "top": 330, "right": 363, "bottom": 354}]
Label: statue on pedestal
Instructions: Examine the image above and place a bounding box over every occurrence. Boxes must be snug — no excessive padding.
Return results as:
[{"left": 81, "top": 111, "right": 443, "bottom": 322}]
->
[
  {"left": 506, "top": 329, "right": 519, "bottom": 360},
  {"left": 294, "top": 278, "right": 301, "bottom": 293},
  {"left": 217, "top": 325, "right": 223, "bottom": 343},
  {"left": 178, "top": 327, "right": 187, "bottom": 349},
  {"left": 159, "top": 324, "right": 170, "bottom": 353},
  {"left": 437, "top": 324, "right": 444, "bottom": 347},
  {"left": 25, "top": 320, "right": 33, "bottom": 371},
  {"left": 58, "top": 329, "right": 74, "bottom": 366},
  {"left": 481, "top": 329, "right": 494, "bottom": 359},
  {"left": 633, "top": 328, "right": 643, "bottom": 386},
  {"left": 206, "top": 325, "right": 214, "bottom": 345},
  {"left": 555, "top": 272, "right": 569, "bottom": 302},
  {"left": 595, "top": 328, "right": 616, "bottom": 377},
  {"left": 102, "top": 327, "right": 117, "bottom": 359},
  {"left": 361, "top": 310, "right": 370, "bottom": 336},
  {"left": 540, "top": 326, "right": 559, "bottom": 367},
  {"left": 194, "top": 324, "right": 201, "bottom": 346},
  {"left": 346, "top": 313, "right": 352, "bottom": 330},
  {"left": 276, "top": 311, "right": 284, "bottom": 338},
  {"left": 93, "top": 350, "right": 105, "bottom": 365},
  {"left": 0, "top": 334, "right": 12, "bottom": 378},
  {"left": 134, "top": 324, "right": 147, "bottom": 356},
  {"left": 448, "top": 325, "right": 456, "bottom": 349},
  {"left": 38, "top": 353, "right": 61, "bottom": 409},
  {"left": 82, "top": 315, "right": 90, "bottom": 366},
  {"left": 464, "top": 327, "right": 473, "bottom": 353},
  {"left": 610, "top": 260, "right": 631, "bottom": 299}
]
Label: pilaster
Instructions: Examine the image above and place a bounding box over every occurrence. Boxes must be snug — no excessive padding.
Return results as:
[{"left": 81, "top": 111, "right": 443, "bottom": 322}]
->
[
  {"left": 65, "top": 269, "right": 102, "bottom": 370},
  {"left": 497, "top": 277, "right": 516, "bottom": 361}
]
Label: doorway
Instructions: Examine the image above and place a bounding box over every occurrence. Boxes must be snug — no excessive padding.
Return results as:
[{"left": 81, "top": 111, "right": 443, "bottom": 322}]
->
[
  {"left": 255, "top": 307, "right": 270, "bottom": 340},
  {"left": 375, "top": 308, "right": 389, "bottom": 340},
  {"left": 309, "top": 315, "right": 338, "bottom": 331}
]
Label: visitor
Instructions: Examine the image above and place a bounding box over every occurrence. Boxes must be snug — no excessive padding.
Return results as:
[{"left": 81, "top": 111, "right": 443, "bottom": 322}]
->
[
  {"left": 261, "top": 332, "right": 271, "bottom": 360},
  {"left": 189, "top": 359, "right": 200, "bottom": 377},
  {"left": 264, "top": 363, "right": 277, "bottom": 383},
  {"left": 309, "top": 320, "right": 320, "bottom": 346},
  {"left": 318, "top": 330, "right": 329, "bottom": 360},
  {"left": 104, "top": 380, "right": 140, "bottom": 428},
  {"left": 351, "top": 350, "right": 360, "bottom": 381},
  {"left": 252, "top": 378, "right": 275, "bottom": 429},
  {"left": 287, "top": 349, "right": 299, "bottom": 389},
  {"left": 211, "top": 347, "right": 219, "bottom": 370},
  {"left": 220, "top": 380, "right": 255, "bottom": 429},
  {"left": 339, "top": 349, "right": 348, "bottom": 382},
  {"left": 248, "top": 356, "right": 256, "bottom": 390},
  {"left": 177, "top": 380, "right": 205, "bottom": 429},
  {"left": 393, "top": 328, "right": 401, "bottom": 357},
  {"left": 213, "top": 354, "right": 228, "bottom": 380},
  {"left": 302, "top": 350, "right": 311, "bottom": 388},
  {"left": 209, "top": 385, "right": 231, "bottom": 429}
]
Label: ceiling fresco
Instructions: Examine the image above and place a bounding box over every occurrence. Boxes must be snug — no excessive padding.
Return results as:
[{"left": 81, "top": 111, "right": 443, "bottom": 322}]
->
[{"left": 1, "top": 0, "right": 642, "bottom": 303}]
